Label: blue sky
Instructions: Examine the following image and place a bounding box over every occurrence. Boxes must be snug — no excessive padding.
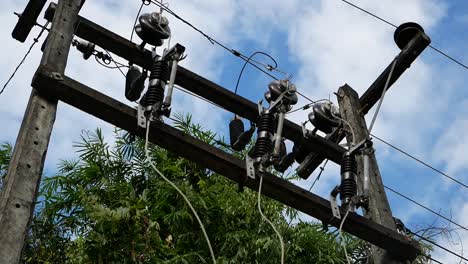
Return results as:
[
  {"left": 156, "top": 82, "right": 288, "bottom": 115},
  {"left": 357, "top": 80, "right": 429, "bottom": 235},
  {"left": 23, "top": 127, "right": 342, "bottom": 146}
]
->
[{"left": 1, "top": 0, "right": 468, "bottom": 262}]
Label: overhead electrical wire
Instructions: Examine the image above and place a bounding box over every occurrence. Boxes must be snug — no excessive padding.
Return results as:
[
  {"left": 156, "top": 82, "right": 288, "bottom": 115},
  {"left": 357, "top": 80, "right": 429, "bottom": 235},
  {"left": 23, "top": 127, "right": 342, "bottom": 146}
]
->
[
  {"left": 339, "top": 0, "right": 468, "bottom": 71},
  {"left": 144, "top": 120, "right": 217, "bottom": 264},
  {"left": 1, "top": 21, "right": 50, "bottom": 96},
  {"left": 384, "top": 185, "right": 468, "bottom": 233},
  {"left": 145, "top": 0, "right": 325, "bottom": 106},
  {"left": 410, "top": 231, "right": 468, "bottom": 262},
  {"left": 370, "top": 133, "right": 468, "bottom": 189}
]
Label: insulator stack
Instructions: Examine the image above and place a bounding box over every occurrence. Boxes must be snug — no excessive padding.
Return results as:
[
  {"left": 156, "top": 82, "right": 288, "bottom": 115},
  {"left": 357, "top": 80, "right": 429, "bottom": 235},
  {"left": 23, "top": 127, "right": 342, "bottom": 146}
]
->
[
  {"left": 150, "top": 60, "right": 170, "bottom": 82},
  {"left": 340, "top": 152, "right": 358, "bottom": 205},
  {"left": 229, "top": 117, "right": 244, "bottom": 150},
  {"left": 253, "top": 112, "right": 276, "bottom": 159},
  {"left": 142, "top": 60, "right": 169, "bottom": 107},
  {"left": 142, "top": 83, "right": 164, "bottom": 107}
]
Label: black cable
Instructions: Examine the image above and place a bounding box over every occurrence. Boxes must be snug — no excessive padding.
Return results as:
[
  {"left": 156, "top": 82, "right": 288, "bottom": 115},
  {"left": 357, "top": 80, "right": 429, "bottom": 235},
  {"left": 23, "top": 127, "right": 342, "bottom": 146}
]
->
[
  {"left": 410, "top": 231, "right": 468, "bottom": 262},
  {"left": 340, "top": 0, "right": 397, "bottom": 27},
  {"left": 148, "top": 0, "right": 280, "bottom": 81},
  {"left": 308, "top": 159, "right": 328, "bottom": 192},
  {"left": 1, "top": 22, "right": 50, "bottom": 95},
  {"left": 234, "top": 51, "right": 278, "bottom": 95},
  {"left": 425, "top": 255, "right": 444, "bottom": 264},
  {"left": 384, "top": 185, "right": 468, "bottom": 233},
  {"left": 339, "top": 0, "right": 468, "bottom": 71},
  {"left": 104, "top": 50, "right": 127, "bottom": 77},
  {"left": 285, "top": 159, "right": 329, "bottom": 227},
  {"left": 371, "top": 133, "right": 468, "bottom": 189},
  {"left": 130, "top": 0, "right": 151, "bottom": 42}
]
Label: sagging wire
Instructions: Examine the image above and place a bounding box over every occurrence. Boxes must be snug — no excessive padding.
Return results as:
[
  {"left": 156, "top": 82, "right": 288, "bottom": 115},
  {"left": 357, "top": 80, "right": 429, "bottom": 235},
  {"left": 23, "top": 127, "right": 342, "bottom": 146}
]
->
[
  {"left": 258, "top": 174, "right": 285, "bottom": 264},
  {"left": 368, "top": 58, "right": 398, "bottom": 134},
  {"left": 338, "top": 205, "right": 352, "bottom": 264},
  {"left": 234, "top": 51, "right": 279, "bottom": 95},
  {"left": 144, "top": 120, "right": 217, "bottom": 264},
  {"left": 130, "top": 0, "right": 151, "bottom": 42},
  {"left": 1, "top": 21, "right": 50, "bottom": 95},
  {"left": 331, "top": 110, "right": 356, "bottom": 148},
  {"left": 93, "top": 49, "right": 129, "bottom": 78},
  {"left": 147, "top": 0, "right": 294, "bottom": 83}
]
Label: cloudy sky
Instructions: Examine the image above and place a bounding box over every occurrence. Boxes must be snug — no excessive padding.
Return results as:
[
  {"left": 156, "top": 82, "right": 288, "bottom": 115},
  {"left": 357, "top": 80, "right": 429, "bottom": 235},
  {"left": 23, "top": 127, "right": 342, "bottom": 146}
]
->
[{"left": 1, "top": 0, "right": 468, "bottom": 262}]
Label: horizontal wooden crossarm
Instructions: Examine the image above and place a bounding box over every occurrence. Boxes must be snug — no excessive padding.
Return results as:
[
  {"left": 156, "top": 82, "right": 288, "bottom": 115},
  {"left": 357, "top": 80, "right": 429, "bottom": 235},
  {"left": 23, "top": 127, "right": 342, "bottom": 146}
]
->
[{"left": 32, "top": 65, "right": 421, "bottom": 261}]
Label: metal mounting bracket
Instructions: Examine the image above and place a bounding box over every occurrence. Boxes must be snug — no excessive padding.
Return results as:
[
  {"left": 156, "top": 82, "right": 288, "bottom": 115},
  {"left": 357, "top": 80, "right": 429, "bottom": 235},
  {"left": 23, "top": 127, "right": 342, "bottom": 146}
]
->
[
  {"left": 246, "top": 154, "right": 256, "bottom": 180},
  {"left": 137, "top": 104, "right": 147, "bottom": 128},
  {"left": 330, "top": 186, "right": 341, "bottom": 220}
]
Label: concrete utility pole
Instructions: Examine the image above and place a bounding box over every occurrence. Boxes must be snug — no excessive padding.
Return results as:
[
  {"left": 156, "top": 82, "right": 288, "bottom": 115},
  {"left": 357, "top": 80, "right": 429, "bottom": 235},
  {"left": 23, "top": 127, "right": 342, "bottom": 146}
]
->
[
  {"left": 0, "top": 0, "right": 82, "bottom": 262},
  {"left": 337, "top": 84, "right": 403, "bottom": 264}
]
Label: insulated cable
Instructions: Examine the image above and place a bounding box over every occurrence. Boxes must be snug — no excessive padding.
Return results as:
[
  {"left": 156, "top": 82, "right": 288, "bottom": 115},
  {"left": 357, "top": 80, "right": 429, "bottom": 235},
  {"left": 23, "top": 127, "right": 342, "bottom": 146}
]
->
[
  {"left": 144, "top": 120, "right": 216, "bottom": 263},
  {"left": 258, "top": 174, "right": 285, "bottom": 264},
  {"left": 1, "top": 21, "right": 50, "bottom": 95}
]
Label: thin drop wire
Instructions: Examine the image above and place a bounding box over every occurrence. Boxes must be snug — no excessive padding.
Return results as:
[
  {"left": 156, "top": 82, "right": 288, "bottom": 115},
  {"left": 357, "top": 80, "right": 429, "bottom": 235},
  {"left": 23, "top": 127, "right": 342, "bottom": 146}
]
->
[
  {"left": 234, "top": 51, "right": 278, "bottom": 95},
  {"left": 145, "top": 120, "right": 217, "bottom": 264},
  {"left": 286, "top": 159, "right": 329, "bottom": 228},
  {"left": 339, "top": 0, "right": 468, "bottom": 71},
  {"left": 1, "top": 22, "right": 50, "bottom": 95},
  {"left": 371, "top": 133, "right": 468, "bottom": 189},
  {"left": 148, "top": 0, "right": 280, "bottom": 81},
  {"left": 338, "top": 207, "right": 352, "bottom": 264},
  {"left": 258, "top": 175, "right": 285, "bottom": 264},
  {"left": 130, "top": 1, "right": 150, "bottom": 42},
  {"left": 104, "top": 50, "right": 127, "bottom": 77},
  {"left": 331, "top": 111, "right": 356, "bottom": 148},
  {"left": 368, "top": 58, "right": 397, "bottom": 134}
]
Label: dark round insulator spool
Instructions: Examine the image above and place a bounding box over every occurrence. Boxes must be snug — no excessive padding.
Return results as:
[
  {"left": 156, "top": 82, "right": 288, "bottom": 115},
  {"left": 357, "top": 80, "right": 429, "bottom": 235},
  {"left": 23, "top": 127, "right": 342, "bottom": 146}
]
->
[
  {"left": 125, "top": 66, "right": 144, "bottom": 101},
  {"left": 394, "top": 22, "right": 424, "bottom": 50},
  {"left": 340, "top": 178, "right": 357, "bottom": 202},
  {"left": 253, "top": 137, "right": 273, "bottom": 159},
  {"left": 257, "top": 112, "right": 276, "bottom": 133},
  {"left": 293, "top": 144, "right": 308, "bottom": 163},
  {"left": 135, "top": 12, "right": 171, "bottom": 47},
  {"left": 340, "top": 153, "right": 357, "bottom": 175},
  {"left": 229, "top": 118, "right": 244, "bottom": 148},
  {"left": 150, "top": 60, "right": 170, "bottom": 82}
]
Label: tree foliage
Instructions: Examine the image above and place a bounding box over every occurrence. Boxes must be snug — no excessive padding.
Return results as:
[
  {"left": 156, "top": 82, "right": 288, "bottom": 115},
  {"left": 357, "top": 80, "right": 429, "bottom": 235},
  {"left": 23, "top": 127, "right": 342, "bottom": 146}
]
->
[{"left": 0, "top": 114, "right": 433, "bottom": 263}]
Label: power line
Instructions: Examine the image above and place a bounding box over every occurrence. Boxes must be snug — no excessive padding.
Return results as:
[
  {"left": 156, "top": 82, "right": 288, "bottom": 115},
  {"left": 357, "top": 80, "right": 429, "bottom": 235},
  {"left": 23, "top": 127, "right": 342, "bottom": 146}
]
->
[
  {"left": 384, "top": 185, "right": 468, "bottom": 233},
  {"left": 148, "top": 1, "right": 279, "bottom": 81},
  {"left": 339, "top": 0, "right": 468, "bottom": 71},
  {"left": 410, "top": 231, "right": 468, "bottom": 263},
  {"left": 371, "top": 133, "right": 468, "bottom": 189},
  {"left": 423, "top": 254, "right": 444, "bottom": 264},
  {"left": 1, "top": 22, "right": 50, "bottom": 96}
]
